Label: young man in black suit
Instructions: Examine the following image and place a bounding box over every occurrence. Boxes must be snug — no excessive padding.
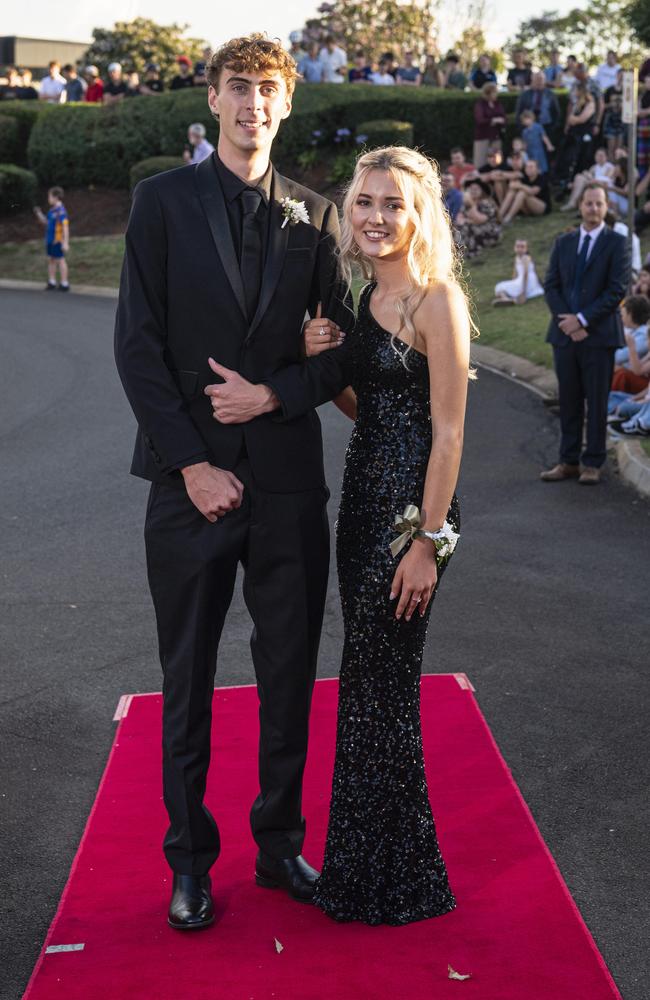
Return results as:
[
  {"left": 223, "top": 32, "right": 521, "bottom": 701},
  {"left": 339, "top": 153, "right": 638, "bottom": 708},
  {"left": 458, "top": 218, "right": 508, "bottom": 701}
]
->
[
  {"left": 542, "top": 182, "right": 630, "bottom": 485},
  {"left": 114, "top": 34, "right": 354, "bottom": 929}
]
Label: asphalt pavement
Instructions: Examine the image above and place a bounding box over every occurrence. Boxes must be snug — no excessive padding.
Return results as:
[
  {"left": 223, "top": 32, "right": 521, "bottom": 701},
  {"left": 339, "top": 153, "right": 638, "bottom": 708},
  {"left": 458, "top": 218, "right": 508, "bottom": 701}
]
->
[{"left": 1, "top": 289, "right": 649, "bottom": 1000}]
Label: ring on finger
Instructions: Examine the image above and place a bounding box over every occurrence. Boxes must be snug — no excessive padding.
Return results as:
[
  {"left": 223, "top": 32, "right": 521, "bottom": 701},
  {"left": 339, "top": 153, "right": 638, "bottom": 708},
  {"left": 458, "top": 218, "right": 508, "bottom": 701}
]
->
[{"left": 319, "top": 327, "right": 327, "bottom": 337}]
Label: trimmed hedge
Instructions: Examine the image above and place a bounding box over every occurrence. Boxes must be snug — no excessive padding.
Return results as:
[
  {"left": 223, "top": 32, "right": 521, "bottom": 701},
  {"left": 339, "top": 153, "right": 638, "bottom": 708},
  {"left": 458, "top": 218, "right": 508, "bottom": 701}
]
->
[
  {"left": 0, "top": 102, "right": 41, "bottom": 166},
  {"left": 0, "top": 163, "right": 38, "bottom": 214},
  {"left": 130, "top": 156, "right": 184, "bottom": 190},
  {"left": 18, "top": 85, "right": 568, "bottom": 189},
  {"left": 356, "top": 119, "right": 414, "bottom": 149},
  {"left": 0, "top": 115, "right": 20, "bottom": 165}
]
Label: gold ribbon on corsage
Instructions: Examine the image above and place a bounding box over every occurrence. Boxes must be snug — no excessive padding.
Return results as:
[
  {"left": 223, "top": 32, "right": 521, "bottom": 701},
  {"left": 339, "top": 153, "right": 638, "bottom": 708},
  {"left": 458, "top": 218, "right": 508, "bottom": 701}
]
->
[{"left": 390, "top": 504, "right": 422, "bottom": 558}]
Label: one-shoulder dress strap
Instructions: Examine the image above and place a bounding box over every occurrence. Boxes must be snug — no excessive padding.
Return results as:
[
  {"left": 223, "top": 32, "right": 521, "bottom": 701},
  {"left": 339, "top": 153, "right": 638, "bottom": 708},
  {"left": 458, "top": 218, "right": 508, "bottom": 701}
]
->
[{"left": 358, "top": 281, "right": 376, "bottom": 312}]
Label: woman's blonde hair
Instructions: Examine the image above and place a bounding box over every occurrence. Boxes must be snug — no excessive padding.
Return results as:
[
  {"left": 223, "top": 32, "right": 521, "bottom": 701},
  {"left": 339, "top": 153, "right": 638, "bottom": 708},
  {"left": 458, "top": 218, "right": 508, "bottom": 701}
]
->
[{"left": 339, "top": 145, "right": 476, "bottom": 366}]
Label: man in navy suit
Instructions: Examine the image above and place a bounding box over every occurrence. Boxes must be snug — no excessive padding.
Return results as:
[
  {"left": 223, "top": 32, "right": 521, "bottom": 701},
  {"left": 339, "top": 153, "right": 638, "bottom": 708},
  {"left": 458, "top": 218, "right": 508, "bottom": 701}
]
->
[{"left": 542, "top": 182, "right": 630, "bottom": 484}]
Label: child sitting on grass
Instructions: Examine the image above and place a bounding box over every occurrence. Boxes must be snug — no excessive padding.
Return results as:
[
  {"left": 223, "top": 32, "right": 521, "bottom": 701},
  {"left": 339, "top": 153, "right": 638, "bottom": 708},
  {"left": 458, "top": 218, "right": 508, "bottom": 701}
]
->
[
  {"left": 33, "top": 186, "right": 70, "bottom": 291},
  {"left": 493, "top": 238, "right": 544, "bottom": 305},
  {"left": 611, "top": 296, "right": 650, "bottom": 393}
]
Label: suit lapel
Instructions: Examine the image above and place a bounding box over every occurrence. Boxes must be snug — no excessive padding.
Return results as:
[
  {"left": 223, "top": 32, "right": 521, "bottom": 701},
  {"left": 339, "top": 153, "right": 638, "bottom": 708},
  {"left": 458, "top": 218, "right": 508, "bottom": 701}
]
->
[
  {"left": 567, "top": 230, "right": 580, "bottom": 286},
  {"left": 195, "top": 155, "right": 247, "bottom": 320},
  {"left": 246, "top": 169, "right": 291, "bottom": 340}
]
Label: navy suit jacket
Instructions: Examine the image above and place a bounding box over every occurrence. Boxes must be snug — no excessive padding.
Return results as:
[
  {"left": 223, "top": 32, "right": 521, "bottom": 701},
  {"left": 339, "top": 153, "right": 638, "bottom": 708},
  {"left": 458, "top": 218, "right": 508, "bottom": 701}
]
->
[{"left": 544, "top": 226, "right": 629, "bottom": 349}]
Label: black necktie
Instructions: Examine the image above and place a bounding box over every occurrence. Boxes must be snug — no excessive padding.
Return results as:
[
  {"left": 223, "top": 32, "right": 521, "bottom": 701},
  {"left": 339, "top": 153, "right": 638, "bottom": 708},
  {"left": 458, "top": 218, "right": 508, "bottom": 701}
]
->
[
  {"left": 571, "top": 234, "right": 591, "bottom": 313},
  {"left": 240, "top": 188, "right": 263, "bottom": 322}
]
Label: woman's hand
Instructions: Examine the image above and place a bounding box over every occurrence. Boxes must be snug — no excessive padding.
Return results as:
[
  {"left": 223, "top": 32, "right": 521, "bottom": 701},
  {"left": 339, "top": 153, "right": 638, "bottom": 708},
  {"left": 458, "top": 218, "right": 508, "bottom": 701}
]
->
[
  {"left": 302, "top": 301, "right": 345, "bottom": 357},
  {"left": 390, "top": 540, "right": 438, "bottom": 621}
]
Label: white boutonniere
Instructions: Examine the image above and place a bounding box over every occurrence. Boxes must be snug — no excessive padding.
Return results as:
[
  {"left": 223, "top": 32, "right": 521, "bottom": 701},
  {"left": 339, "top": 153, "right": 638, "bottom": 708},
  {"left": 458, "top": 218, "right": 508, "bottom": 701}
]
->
[{"left": 280, "top": 197, "right": 310, "bottom": 229}]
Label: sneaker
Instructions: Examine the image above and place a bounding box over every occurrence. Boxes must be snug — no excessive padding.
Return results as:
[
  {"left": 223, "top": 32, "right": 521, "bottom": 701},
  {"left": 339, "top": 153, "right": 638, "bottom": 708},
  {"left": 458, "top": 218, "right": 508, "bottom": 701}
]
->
[{"left": 621, "top": 423, "right": 650, "bottom": 437}]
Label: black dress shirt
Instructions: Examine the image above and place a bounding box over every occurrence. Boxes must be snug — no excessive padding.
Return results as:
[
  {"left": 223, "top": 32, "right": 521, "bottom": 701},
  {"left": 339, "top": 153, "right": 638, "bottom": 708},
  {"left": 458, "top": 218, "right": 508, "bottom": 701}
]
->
[{"left": 212, "top": 152, "right": 272, "bottom": 266}]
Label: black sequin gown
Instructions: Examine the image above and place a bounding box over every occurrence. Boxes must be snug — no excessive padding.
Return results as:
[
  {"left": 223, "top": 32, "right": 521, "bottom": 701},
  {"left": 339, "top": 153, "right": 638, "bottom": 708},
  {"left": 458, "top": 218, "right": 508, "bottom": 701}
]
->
[{"left": 313, "top": 283, "right": 460, "bottom": 926}]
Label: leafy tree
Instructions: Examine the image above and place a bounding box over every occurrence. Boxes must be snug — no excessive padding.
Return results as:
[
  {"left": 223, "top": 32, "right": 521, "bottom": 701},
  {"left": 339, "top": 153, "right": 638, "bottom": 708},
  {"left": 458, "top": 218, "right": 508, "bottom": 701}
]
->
[
  {"left": 626, "top": 0, "right": 650, "bottom": 47},
  {"left": 82, "top": 18, "right": 209, "bottom": 78},
  {"left": 510, "top": 0, "right": 644, "bottom": 67},
  {"left": 301, "top": 0, "right": 439, "bottom": 60}
]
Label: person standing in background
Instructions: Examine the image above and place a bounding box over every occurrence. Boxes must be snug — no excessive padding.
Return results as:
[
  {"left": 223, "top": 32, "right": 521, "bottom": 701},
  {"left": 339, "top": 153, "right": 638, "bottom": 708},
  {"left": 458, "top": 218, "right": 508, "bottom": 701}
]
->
[
  {"left": 18, "top": 69, "right": 38, "bottom": 100},
  {"left": 395, "top": 51, "right": 421, "bottom": 87},
  {"left": 298, "top": 43, "right": 324, "bottom": 83},
  {"left": 170, "top": 56, "right": 195, "bottom": 90},
  {"left": 62, "top": 64, "right": 86, "bottom": 102},
  {"left": 595, "top": 51, "right": 622, "bottom": 93},
  {"left": 348, "top": 51, "right": 372, "bottom": 83},
  {"left": 470, "top": 54, "right": 497, "bottom": 90},
  {"left": 544, "top": 50, "right": 564, "bottom": 88},
  {"left": 542, "top": 183, "right": 629, "bottom": 485},
  {"left": 182, "top": 122, "right": 215, "bottom": 163},
  {"left": 103, "top": 63, "right": 127, "bottom": 105},
  {"left": 39, "top": 61, "right": 66, "bottom": 103},
  {"left": 33, "top": 186, "right": 71, "bottom": 292},
  {"left": 507, "top": 49, "right": 532, "bottom": 92},
  {"left": 319, "top": 36, "right": 347, "bottom": 83},
  {"left": 84, "top": 66, "right": 104, "bottom": 103},
  {"left": 439, "top": 52, "right": 467, "bottom": 90},
  {"left": 473, "top": 83, "right": 506, "bottom": 169},
  {"left": 140, "top": 64, "right": 164, "bottom": 95}
]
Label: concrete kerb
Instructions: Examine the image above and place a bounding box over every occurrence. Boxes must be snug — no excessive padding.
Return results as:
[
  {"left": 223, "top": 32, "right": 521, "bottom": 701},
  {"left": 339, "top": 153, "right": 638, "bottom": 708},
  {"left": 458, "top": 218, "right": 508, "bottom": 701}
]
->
[{"left": 1, "top": 278, "right": 647, "bottom": 497}]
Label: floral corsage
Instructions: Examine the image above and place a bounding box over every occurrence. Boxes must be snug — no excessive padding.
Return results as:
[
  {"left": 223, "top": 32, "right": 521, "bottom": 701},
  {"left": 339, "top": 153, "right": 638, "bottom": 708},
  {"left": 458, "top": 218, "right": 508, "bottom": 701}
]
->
[
  {"left": 280, "top": 197, "right": 310, "bottom": 228},
  {"left": 390, "top": 504, "right": 459, "bottom": 564}
]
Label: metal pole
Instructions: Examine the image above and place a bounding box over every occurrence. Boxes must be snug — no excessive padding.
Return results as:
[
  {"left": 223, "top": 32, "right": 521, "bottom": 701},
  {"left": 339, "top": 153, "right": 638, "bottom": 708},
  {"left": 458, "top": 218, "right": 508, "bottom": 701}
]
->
[{"left": 624, "top": 68, "right": 638, "bottom": 288}]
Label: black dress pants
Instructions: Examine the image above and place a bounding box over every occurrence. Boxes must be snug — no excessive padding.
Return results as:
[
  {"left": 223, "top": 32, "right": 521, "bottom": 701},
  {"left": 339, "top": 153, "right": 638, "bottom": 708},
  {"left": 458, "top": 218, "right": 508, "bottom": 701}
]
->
[
  {"left": 553, "top": 342, "right": 615, "bottom": 468},
  {"left": 144, "top": 459, "right": 330, "bottom": 875}
]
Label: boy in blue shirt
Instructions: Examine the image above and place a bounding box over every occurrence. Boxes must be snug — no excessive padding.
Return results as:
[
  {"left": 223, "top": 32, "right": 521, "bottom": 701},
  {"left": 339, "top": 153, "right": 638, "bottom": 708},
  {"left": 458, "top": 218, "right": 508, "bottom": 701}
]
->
[
  {"left": 520, "top": 109, "right": 554, "bottom": 174},
  {"left": 34, "top": 186, "right": 70, "bottom": 291}
]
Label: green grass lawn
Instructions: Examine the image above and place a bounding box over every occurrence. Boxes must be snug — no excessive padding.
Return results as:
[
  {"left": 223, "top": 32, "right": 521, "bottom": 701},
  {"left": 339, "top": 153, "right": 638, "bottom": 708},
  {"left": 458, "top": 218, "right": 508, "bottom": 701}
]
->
[
  {"left": 0, "top": 235, "right": 124, "bottom": 287},
  {"left": 462, "top": 213, "right": 565, "bottom": 369}
]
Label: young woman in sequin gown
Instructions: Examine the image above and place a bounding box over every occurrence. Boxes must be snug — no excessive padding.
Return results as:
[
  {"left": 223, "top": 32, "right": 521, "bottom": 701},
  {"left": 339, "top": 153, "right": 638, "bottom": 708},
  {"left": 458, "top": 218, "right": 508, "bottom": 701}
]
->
[{"left": 303, "top": 147, "right": 472, "bottom": 926}]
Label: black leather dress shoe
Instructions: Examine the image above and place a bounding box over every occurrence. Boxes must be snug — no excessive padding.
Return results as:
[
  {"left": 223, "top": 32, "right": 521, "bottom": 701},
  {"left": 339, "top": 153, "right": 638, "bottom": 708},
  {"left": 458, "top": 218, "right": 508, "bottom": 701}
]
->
[
  {"left": 255, "top": 852, "right": 320, "bottom": 902},
  {"left": 168, "top": 873, "right": 214, "bottom": 930}
]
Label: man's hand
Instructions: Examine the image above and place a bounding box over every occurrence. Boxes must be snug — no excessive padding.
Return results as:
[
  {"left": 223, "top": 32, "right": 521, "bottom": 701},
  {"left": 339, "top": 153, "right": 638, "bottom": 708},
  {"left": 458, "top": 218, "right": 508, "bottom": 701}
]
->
[
  {"left": 204, "top": 358, "right": 279, "bottom": 424},
  {"left": 569, "top": 327, "right": 589, "bottom": 342},
  {"left": 558, "top": 313, "right": 584, "bottom": 337},
  {"left": 181, "top": 462, "right": 244, "bottom": 522}
]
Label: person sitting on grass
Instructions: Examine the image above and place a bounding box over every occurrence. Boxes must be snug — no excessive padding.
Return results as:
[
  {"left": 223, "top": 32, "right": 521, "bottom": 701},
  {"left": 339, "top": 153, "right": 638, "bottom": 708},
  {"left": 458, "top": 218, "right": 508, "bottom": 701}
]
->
[
  {"left": 33, "top": 186, "right": 70, "bottom": 292},
  {"left": 507, "top": 137, "right": 528, "bottom": 167},
  {"left": 493, "top": 238, "right": 544, "bottom": 305},
  {"left": 498, "top": 158, "right": 551, "bottom": 225},
  {"left": 520, "top": 108, "right": 554, "bottom": 175},
  {"left": 610, "top": 296, "right": 650, "bottom": 393},
  {"left": 477, "top": 145, "right": 510, "bottom": 204},
  {"left": 448, "top": 146, "right": 477, "bottom": 189},
  {"left": 608, "top": 330, "right": 650, "bottom": 435},
  {"left": 455, "top": 176, "right": 502, "bottom": 258},
  {"left": 561, "top": 146, "right": 615, "bottom": 212},
  {"left": 632, "top": 265, "right": 650, "bottom": 297}
]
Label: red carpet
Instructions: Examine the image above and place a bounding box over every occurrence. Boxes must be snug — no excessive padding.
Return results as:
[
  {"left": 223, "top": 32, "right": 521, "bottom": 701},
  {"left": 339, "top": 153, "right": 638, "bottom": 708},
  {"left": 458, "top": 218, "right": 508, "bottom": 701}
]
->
[{"left": 24, "top": 676, "right": 621, "bottom": 1000}]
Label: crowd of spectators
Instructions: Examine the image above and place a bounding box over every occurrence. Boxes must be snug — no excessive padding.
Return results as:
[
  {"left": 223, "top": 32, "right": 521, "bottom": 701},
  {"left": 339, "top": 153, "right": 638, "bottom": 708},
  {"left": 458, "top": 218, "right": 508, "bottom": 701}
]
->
[{"left": 0, "top": 49, "right": 213, "bottom": 104}]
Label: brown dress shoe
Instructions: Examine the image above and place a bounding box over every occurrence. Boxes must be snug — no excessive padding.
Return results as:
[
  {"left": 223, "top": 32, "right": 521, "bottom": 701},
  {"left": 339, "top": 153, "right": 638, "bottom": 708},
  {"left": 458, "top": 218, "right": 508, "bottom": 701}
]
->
[
  {"left": 539, "top": 463, "right": 580, "bottom": 482},
  {"left": 578, "top": 466, "right": 601, "bottom": 485}
]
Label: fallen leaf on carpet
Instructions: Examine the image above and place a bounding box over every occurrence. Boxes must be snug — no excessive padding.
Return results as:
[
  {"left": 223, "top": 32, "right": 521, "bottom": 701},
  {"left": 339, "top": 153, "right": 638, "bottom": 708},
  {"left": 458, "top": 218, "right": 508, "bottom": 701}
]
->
[
  {"left": 275, "top": 938, "right": 284, "bottom": 954},
  {"left": 448, "top": 964, "right": 471, "bottom": 981}
]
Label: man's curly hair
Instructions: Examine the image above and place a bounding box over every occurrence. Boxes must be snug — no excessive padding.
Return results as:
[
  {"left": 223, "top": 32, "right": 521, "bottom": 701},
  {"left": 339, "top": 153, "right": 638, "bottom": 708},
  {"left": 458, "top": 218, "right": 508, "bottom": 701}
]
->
[{"left": 206, "top": 33, "right": 298, "bottom": 95}]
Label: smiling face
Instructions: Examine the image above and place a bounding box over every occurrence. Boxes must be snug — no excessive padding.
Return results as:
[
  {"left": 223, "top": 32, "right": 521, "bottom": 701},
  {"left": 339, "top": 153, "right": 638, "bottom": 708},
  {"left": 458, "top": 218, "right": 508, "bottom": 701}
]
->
[
  {"left": 350, "top": 169, "right": 415, "bottom": 261},
  {"left": 208, "top": 69, "right": 292, "bottom": 156}
]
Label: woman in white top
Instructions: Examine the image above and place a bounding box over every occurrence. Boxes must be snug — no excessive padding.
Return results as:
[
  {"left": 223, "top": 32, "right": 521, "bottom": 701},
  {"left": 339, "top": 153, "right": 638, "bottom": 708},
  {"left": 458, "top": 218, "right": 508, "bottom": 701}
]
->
[
  {"left": 561, "top": 147, "right": 616, "bottom": 211},
  {"left": 493, "top": 238, "right": 544, "bottom": 305}
]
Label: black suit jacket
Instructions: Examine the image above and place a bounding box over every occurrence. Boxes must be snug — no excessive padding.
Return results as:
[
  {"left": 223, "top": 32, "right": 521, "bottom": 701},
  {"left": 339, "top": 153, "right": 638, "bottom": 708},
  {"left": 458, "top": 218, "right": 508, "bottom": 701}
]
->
[
  {"left": 544, "top": 226, "right": 629, "bottom": 349},
  {"left": 114, "top": 155, "right": 355, "bottom": 492}
]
